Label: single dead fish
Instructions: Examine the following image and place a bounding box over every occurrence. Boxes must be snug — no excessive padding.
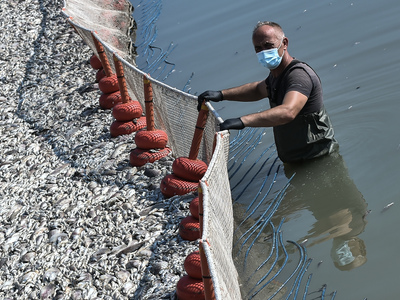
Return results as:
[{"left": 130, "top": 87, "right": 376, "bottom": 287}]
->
[
  {"left": 381, "top": 202, "right": 394, "bottom": 213},
  {"left": 299, "top": 239, "right": 308, "bottom": 246}
]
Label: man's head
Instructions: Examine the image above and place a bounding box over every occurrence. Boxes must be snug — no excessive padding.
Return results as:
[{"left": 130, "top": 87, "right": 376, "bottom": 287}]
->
[
  {"left": 252, "top": 21, "right": 289, "bottom": 71},
  {"left": 252, "top": 21, "right": 287, "bottom": 53}
]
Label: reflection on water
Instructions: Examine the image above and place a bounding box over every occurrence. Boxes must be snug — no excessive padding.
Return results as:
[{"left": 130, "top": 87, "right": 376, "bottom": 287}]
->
[
  {"left": 132, "top": 0, "right": 400, "bottom": 297},
  {"left": 231, "top": 147, "right": 368, "bottom": 298},
  {"left": 278, "top": 152, "right": 368, "bottom": 271}
]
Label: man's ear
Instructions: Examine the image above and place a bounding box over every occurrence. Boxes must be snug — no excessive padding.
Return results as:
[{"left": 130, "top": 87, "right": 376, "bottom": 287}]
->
[{"left": 283, "top": 37, "right": 289, "bottom": 50}]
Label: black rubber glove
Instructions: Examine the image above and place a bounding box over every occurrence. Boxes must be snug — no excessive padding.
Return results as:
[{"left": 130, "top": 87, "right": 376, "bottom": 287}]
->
[
  {"left": 219, "top": 118, "right": 245, "bottom": 131},
  {"left": 197, "top": 90, "right": 223, "bottom": 111}
]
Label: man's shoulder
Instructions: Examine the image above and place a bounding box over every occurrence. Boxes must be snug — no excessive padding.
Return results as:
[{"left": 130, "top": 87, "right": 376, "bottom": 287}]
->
[
  {"left": 289, "top": 60, "right": 319, "bottom": 77},
  {"left": 286, "top": 61, "right": 321, "bottom": 86}
]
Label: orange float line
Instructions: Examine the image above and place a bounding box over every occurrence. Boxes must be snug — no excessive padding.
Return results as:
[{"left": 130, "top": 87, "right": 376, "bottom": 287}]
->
[
  {"left": 199, "top": 240, "right": 216, "bottom": 300},
  {"left": 92, "top": 32, "right": 114, "bottom": 77},
  {"left": 188, "top": 102, "right": 209, "bottom": 160},
  {"left": 198, "top": 185, "right": 204, "bottom": 237},
  {"left": 143, "top": 75, "right": 155, "bottom": 131},
  {"left": 113, "top": 54, "right": 130, "bottom": 103}
]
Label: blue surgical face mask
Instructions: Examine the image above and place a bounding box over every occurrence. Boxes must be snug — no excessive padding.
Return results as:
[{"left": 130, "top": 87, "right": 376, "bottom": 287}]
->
[{"left": 256, "top": 41, "right": 284, "bottom": 70}]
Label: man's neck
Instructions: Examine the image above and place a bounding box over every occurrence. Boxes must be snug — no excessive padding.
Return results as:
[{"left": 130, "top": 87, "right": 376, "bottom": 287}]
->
[{"left": 270, "top": 54, "right": 294, "bottom": 78}]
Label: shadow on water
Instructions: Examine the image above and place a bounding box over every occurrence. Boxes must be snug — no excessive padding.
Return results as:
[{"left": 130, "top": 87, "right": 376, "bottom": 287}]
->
[
  {"left": 277, "top": 152, "right": 369, "bottom": 272},
  {"left": 236, "top": 149, "right": 371, "bottom": 298},
  {"left": 227, "top": 130, "right": 360, "bottom": 299}
]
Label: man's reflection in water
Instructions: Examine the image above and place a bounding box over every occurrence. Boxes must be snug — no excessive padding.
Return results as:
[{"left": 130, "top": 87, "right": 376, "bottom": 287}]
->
[{"left": 277, "top": 152, "right": 368, "bottom": 271}]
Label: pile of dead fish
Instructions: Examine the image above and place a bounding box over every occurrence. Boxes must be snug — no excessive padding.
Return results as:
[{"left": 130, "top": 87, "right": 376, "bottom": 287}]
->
[{"left": 0, "top": 0, "right": 197, "bottom": 299}]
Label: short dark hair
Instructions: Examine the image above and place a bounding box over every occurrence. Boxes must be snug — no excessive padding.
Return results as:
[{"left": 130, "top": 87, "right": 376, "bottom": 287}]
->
[{"left": 253, "top": 21, "right": 285, "bottom": 39}]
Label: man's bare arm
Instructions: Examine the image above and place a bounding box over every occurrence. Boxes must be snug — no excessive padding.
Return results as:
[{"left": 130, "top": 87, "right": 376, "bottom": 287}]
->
[
  {"left": 222, "top": 80, "right": 269, "bottom": 101},
  {"left": 240, "top": 90, "right": 308, "bottom": 127}
]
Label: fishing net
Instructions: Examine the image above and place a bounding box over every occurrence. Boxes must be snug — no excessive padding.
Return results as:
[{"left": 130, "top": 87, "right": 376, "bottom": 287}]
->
[
  {"left": 62, "top": 1, "right": 339, "bottom": 299},
  {"left": 62, "top": 1, "right": 240, "bottom": 299}
]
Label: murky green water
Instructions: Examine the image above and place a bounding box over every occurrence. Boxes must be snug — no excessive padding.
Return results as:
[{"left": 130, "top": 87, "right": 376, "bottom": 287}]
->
[{"left": 132, "top": 0, "right": 400, "bottom": 298}]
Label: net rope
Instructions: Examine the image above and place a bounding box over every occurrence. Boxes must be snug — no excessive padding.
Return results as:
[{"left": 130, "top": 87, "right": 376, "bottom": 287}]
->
[{"left": 63, "top": 1, "right": 241, "bottom": 299}]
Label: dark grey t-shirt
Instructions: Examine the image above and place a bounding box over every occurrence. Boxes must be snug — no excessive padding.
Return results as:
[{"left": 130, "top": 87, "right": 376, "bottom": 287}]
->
[
  {"left": 267, "top": 62, "right": 323, "bottom": 115},
  {"left": 265, "top": 60, "right": 338, "bottom": 163}
]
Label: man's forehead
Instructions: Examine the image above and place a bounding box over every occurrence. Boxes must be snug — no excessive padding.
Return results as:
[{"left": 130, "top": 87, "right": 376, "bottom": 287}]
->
[
  {"left": 256, "top": 24, "right": 275, "bottom": 32},
  {"left": 253, "top": 27, "right": 279, "bottom": 43},
  {"left": 253, "top": 25, "right": 278, "bottom": 39}
]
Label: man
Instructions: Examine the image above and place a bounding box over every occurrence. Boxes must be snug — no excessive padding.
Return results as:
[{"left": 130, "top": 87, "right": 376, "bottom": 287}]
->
[{"left": 197, "top": 21, "right": 338, "bottom": 163}]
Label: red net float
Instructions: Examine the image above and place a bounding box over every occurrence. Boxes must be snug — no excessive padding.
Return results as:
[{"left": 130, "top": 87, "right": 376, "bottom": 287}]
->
[
  {"left": 129, "top": 147, "right": 171, "bottom": 167},
  {"left": 98, "top": 74, "right": 119, "bottom": 94},
  {"left": 112, "top": 100, "right": 143, "bottom": 121},
  {"left": 179, "top": 216, "right": 201, "bottom": 241},
  {"left": 99, "top": 91, "right": 122, "bottom": 109},
  {"left": 110, "top": 116, "right": 146, "bottom": 137},
  {"left": 189, "top": 197, "right": 200, "bottom": 219},
  {"left": 134, "top": 129, "right": 168, "bottom": 150},
  {"left": 176, "top": 275, "right": 205, "bottom": 300},
  {"left": 90, "top": 54, "right": 102, "bottom": 70},
  {"left": 135, "top": 116, "right": 147, "bottom": 128},
  {"left": 160, "top": 174, "right": 198, "bottom": 198},
  {"left": 96, "top": 68, "right": 106, "bottom": 82},
  {"left": 172, "top": 157, "right": 207, "bottom": 182},
  {"left": 110, "top": 120, "right": 136, "bottom": 137},
  {"left": 184, "top": 251, "right": 202, "bottom": 279}
]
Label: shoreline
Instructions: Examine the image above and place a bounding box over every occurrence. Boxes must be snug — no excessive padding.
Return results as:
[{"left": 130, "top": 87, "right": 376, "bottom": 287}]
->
[{"left": 0, "top": 0, "right": 197, "bottom": 299}]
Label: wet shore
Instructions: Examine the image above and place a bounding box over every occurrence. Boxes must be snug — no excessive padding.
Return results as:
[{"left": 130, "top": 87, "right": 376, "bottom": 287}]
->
[{"left": 0, "top": 0, "right": 196, "bottom": 298}]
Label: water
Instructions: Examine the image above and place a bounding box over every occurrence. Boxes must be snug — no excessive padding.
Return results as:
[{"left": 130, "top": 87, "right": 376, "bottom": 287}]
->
[{"left": 131, "top": 0, "right": 400, "bottom": 298}]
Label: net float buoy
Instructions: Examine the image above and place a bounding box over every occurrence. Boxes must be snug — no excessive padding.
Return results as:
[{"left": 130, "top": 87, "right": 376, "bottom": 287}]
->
[
  {"left": 160, "top": 174, "right": 198, "bottom": 198},
  {"left": 189, "top": 197, "right": 200, "bottom": 219},
  {"left": 99, "top": 74, "right": 119, "bottom": 94},
  {"left": 110, "top": 116, "right": 146, "bottom": 137},
  {"left": 95, "top": 68, "right": 106, "bottom": 82},
  {"left": 112, "top": 100, "right": 143, "bottom": 121},
  {"left": 134, "top": 129, "right": 168, "bottom": 150},
  {"left": 184, "top": 251, "right": 202, "bottom": 279},
  {"left": 176, "top": 275, "right": 205, "bottom": 300},
  {"left": 179, "top": 216, "right": 201, "bottom": 241},
  {"left": 99, "top": 91, "right": 122, "bottom": 109},
  {"left": 129, "top": 147, "right": 171, "bottom": 167},
  {"left": 172, "top": 157, "right": 207, "bottom": 182},
  {"left": 90, "top": 54, "right": 102, "bottom": 70}
]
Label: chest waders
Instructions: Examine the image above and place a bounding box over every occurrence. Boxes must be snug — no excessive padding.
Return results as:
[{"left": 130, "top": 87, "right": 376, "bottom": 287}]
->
[{"left": 267, "top": 60, "right": 338, "bottom": 163}]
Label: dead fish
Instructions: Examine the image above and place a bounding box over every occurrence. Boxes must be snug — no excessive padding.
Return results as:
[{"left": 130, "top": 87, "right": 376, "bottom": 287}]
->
[
  {"left": 44, "top": 267, "right": 60, "bottom": 282},
  {"left": 49, "top": 163, "right": 69, "bottom": 176},
  {"left": 40, "top": 283, "right": 56, "bottom": 299},
  {"left": 381, "top": 202, "right": 394, "bottom": 213},
  {"left": 5, "top": 232, "right": 20, "bottom": 245},
  {"left": 71, "top": 227, "right": 84, "bottom": 240},
  {"left": 299, "top": 239, "right": 308, "bottom": 246},
  {"left": 20, "top": 251, "right": 36, "bottom": 263},
  {"left": 116, "top": 270, "right": 130, "bottom": 283},
  {"left": 19, "top": 271, "right": 38, "bottom": 284},
  {"left": 48, "top": 229, "right": 68, "bottom": 244},
  {"left": 122, "top": 281, "right": 135, "bottom": 295},
  {"left": 1, "top": 280, "right": 14, "bottom": 291}
]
